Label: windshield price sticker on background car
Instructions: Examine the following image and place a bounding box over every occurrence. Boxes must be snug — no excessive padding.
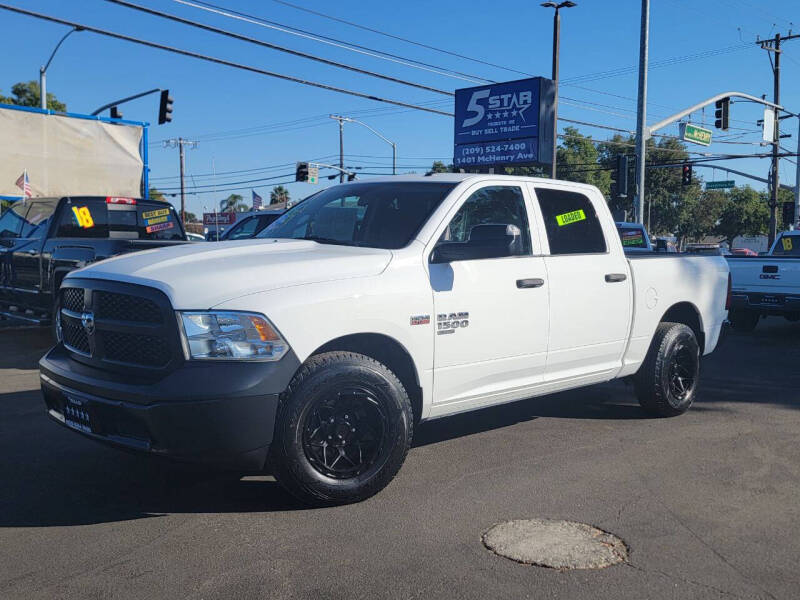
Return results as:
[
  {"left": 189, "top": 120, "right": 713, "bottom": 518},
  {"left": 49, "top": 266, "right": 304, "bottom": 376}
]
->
[
  {"left": 146, "top": 221, "right": 174, "bottom": 234},
  {"left": 145, "top": 216, "right": 168, "bottom": 226},
  {"left": 71, "top": 206, "right": 94, "bottom": 229},
  {"left": 142, "top": 208, "right": 170, "bottom": 220},
  {"left": 556, "top": 209, "right": 586, "bottom": 227},
  {"left": 782, "top": 237, "right": 793, "bottom": 251}
]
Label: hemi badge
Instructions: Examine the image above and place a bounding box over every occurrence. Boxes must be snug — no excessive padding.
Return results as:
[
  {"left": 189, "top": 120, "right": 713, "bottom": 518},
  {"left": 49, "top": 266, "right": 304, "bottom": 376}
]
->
[{"left": 410, "top": 315, "right": 430, "bottom": 326}]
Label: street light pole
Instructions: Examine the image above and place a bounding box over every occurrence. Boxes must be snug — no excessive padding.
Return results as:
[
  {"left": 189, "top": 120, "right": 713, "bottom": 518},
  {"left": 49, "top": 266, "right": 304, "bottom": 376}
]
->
[
  {"left": 634, "top": 0, "right": 650, "bottom": 224},
  {"left": 330, "top": 115, "right": 398, "bottom": 175},
  {"left": 40, "top": 27, "right": 83, "bottom": 110},
  {"left": 541, "top": 1, "right": 576, "bottom": 180}
]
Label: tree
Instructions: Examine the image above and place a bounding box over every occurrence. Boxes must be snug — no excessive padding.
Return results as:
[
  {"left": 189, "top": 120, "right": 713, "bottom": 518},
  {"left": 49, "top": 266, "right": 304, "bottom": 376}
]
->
[
  {"left": 0, "top": 81, "right": 67, "bottom": 112},
  {"left": 219, "top": 194, "right": 249, "bottom": 212},
  {"left": 270, "top": 185, "right": 290, "bottom": 205},
  {"left": 183, "top": 211, "right": 199, "bottom": 223},
  {"left": 428, "top": 161, "right": 451, "bottom": 174},
  {"left": 556, "top": 127, "right": 611, "bottom": 196},
  {"left": 148, "top": 187, "right": 166, "bottom": 202},
  {"left": 714, "top": 186, "right": 769, "bottom": 247}
]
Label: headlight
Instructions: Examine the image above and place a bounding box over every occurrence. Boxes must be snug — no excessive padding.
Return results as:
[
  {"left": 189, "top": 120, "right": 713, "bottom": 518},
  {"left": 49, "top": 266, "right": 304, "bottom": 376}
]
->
[{"left": 177, "top": 311, "right": 288, "bottom": 361}]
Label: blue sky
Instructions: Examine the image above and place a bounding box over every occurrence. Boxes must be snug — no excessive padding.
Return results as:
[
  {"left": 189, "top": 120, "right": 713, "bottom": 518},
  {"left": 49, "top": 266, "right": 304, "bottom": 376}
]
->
[{"left": 1, "top": 0, "right": 799, "bottom": 217}]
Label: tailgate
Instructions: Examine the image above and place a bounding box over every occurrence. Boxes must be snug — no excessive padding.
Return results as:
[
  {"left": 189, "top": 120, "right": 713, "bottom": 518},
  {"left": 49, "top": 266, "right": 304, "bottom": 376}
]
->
[{"left": 728, "top": 257, "right": 800, "bottom": 293}]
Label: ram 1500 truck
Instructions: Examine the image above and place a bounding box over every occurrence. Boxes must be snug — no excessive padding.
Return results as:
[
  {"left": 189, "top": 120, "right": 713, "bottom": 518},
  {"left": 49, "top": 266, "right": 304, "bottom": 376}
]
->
[
  {"left": 0, "top": 196, "right": 187, "bottom": 326},
  {"left": 727, "top": 230, "right": 800, "bottom": 330},
  {"left": 39, "top": 175, "right": 730, "bottom": 504}
]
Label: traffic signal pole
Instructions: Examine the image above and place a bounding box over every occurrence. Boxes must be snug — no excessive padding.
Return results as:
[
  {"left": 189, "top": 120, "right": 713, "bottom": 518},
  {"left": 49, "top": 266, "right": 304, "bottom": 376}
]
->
[{"left": 757, "top": 32, "right": 800, "bottom": 243}]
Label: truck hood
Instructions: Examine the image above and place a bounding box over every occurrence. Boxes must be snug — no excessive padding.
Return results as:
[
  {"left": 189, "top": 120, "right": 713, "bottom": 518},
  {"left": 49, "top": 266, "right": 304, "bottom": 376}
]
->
[{"left": 66, "top": 238, "right": 393, "bottom": 308}]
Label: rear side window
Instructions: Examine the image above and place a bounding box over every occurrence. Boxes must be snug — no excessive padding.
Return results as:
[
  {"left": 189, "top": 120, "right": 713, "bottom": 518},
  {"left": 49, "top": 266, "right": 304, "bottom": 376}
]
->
[
  {"left": 535, "top": 188, "right": 607, "bottom": 255},
  {"left": 773, "top": 234, "right": 800, "bottom": 256},
  {"left": 56, "top": 199, "right": 108, "bottom": 238}
]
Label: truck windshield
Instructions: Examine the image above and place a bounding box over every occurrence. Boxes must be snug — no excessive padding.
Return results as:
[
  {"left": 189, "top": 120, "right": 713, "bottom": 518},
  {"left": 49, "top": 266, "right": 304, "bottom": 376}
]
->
[
  {"left": 257, "top": 182, "right": 457, "bottom": 249},
  {"left": 772, "top": 234, "right": 800, "bottom": 256}
]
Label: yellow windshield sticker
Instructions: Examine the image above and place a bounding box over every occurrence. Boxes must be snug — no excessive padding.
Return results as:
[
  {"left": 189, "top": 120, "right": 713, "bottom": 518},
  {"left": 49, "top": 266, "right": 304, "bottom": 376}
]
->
[
  {"left": 782, "top": 237, "right": 793, "bottom": 251},
  {"left": 145, "top": 215, "right": 168, "bottom": 226},
  {"left": 72, "top": 206, "right": 94, "bottom": 229},
  {"left": 556, "top": 209, "right": 586, "bottom": 226},
  {"left": 142, "top": 208, "right": 170, "bottom": 219}
]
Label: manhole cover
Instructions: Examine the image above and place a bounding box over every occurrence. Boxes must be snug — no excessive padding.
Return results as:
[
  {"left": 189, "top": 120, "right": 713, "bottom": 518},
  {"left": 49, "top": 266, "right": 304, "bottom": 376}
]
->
[{"left": 482, "top": 519, "right": 628, "bottom": 570}]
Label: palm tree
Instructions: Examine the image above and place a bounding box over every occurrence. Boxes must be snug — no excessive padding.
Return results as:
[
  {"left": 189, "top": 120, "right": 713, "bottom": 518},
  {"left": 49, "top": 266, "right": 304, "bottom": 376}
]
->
[
  {"left": 270, "top": 185, "right": 290, "bottom": 206},
  {"left": 219, "top": 194, "right": 250, "bottom": 212}
]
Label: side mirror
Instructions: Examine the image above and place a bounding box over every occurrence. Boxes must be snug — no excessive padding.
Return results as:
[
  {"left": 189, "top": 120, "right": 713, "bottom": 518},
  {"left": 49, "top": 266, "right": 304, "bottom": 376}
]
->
[{"left": 431, "top": 223, "right": 522, "bottom": 263}]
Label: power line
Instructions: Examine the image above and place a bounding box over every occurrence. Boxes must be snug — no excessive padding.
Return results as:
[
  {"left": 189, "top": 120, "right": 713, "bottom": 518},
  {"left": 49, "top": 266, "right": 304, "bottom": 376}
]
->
[
  {"left": 0, "top": 3, "right": 454, "bottom": 117},
  {"left": 267, "top": 0, "right": 534, "bottom": 78},
  {"left": 174, "top": 0, "right": 490, "bottom": 84},
  {"left": 107, "top": 0, "right": 454, "bottom": 97}
]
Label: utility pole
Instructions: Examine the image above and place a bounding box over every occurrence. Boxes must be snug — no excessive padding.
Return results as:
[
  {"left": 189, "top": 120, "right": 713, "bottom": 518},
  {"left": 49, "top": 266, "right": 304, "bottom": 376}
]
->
[
  {"left": 164, "top": 138, "right": 197, "bottom": 224},
  {"left": 634, "top": 0, "right": 650, "bottom": 224},
  {"left": 338, "top": 118, "right": 345, "bottom": 183},
  {"left": 541, "top": 2, "right": 576, "bottom": 179},
  {"left": 757, "top": 32, "right": 800, "bottom": 244}
]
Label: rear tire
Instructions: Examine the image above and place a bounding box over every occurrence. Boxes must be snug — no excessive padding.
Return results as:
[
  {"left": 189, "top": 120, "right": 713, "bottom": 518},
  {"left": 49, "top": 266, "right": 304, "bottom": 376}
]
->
[
  {"left": 270, "top": 351, "right": 413, "bottom": 505},
  {"left": 729, "top": 309, "right": 759, "bottom": 332},
  {"left": 634, "top": 322, "right": 700, "bottom": 417}
]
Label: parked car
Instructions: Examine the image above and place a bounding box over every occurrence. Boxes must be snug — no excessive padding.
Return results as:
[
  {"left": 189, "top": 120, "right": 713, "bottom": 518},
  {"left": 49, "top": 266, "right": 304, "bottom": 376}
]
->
[
  {"left": 219, "top": 209, "right": 285, "bottom": 241},
  {"left": 686, "top": 243, "right": 725, "bottom": 256},
  {"left": 729, "top": 247, "right": 758, "bottom": 257},
  {"left": 186, "top": 232, "right": 206, "bottom": 242},
  {"left": 726, "top": 230, "right": 800, "bottom": 330},
  {"left": 39, "top": 175, "right": 729, "bottom": 504},
  {"left": 0, "top": 196, "right": 187, "bottom": 326}
]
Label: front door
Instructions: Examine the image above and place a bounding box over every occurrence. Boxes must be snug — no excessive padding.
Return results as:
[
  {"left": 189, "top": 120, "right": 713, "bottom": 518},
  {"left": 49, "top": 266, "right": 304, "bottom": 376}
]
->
[{"left": 430, "top": 183, "right": 549, "bottom": 409}]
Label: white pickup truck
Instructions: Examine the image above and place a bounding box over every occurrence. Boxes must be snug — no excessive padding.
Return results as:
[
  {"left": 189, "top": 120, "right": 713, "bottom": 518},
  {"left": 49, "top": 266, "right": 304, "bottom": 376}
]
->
[
  {"left": 39, "top": 175, "right": 729, "bottom": 504},
  {"left": 727, "top": 230, "right": 800, "bottom": 330}
]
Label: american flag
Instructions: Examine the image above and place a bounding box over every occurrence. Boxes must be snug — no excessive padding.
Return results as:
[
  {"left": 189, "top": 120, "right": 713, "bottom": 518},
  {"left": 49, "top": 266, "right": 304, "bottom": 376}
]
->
[
  {"left": 15, "top": 170, "right": 32, "bottom": 197},
  {"left": 252, "top": 189, "right": 263, "bottom": 210}
]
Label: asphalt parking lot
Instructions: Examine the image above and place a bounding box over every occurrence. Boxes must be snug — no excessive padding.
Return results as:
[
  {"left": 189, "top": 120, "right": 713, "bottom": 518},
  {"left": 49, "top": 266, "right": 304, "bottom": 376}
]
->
[{"left": 1, "top": 321, "right": 799, "bottom": 600}]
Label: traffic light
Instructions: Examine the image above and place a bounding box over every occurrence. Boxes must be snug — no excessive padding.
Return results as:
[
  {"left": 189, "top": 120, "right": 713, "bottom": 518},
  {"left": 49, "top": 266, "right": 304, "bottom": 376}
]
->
[
  {"left": 615, "top": 155, "right": 629, "bottom": 197},
  {"left": 681, "top": 163, "right": 692, "bottom": 186},
  {"left": 782, "top": 202, "right": 796, "bottom": 226},
  {"left": 295, "top": 162, "right": 309, "bottom": 182},
  {"left": 347, "top": 173, "right": 356, "bottom": 181},
  {"left": 714, "top": 97, "right": 730, "bottom": 130},
  {"left": 110, "top": 106, "right": 123, "bottom": 119},
  {"left": 158, "top": 89, "right": 173, "bottom": 125}
]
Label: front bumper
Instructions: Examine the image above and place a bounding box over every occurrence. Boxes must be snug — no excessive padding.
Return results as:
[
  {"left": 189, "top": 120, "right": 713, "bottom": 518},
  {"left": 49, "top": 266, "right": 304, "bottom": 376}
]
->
[{"left": 39, "top": 344, "right": 300, "bottom": 470}]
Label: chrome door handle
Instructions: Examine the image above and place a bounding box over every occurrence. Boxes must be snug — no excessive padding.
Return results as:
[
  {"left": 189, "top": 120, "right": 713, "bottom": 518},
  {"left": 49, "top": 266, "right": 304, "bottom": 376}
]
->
[
  {"left": 605, "top": 273, "right": 627, "bottom": 283},
  {"left": 517, "top": 278, "right": 545, "bottom": 289}
]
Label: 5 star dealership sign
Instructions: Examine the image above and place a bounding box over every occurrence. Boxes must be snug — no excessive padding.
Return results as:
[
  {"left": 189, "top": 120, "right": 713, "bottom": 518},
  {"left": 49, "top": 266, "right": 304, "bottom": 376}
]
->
[{"left": 454, "top": 77, "right": 555, "bottom": 169}]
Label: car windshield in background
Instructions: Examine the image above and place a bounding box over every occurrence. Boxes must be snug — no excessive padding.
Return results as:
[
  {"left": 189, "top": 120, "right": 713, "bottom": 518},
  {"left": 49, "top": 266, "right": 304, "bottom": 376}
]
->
[
  {"left": 772, "top": 235, "right": 800, "bottom": 256},
  {"left": 619, "top": 226, "right": 648, "bottom": 248},
  {"left": 258, "top": 182, "right": 457, "bottom": 249}
]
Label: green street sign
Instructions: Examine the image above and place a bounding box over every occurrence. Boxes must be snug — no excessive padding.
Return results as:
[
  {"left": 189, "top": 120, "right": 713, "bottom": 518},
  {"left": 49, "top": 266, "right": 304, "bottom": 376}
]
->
[
  {"left": 308, "top": 165, "right": 319, "bottom": 184},
  {"left": 681, "top": 123, "right": 712, "bottom": 147},
  {"left": 706, "top": 180, "right": 735, "bottom": 190}
]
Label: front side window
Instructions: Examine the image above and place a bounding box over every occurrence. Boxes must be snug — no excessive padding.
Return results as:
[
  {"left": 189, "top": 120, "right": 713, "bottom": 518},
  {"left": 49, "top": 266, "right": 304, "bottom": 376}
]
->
[
  {"left": 19, "top": 200, "right": 58, "bottom": 239},
  {"left": 535, "top": 188, "right": 607, "bottom": 255},
  {"left": 432, "top": 186, "right": 531, "bottom": 262},
  {"left": 259, "top": 182, "right": 456, "bottom": 249},
  {"left": 0, "top": 202, "right": 33, "bottom": 239},
  {"left": 226, "top": 217, "right": 260, "bottom": 240}
]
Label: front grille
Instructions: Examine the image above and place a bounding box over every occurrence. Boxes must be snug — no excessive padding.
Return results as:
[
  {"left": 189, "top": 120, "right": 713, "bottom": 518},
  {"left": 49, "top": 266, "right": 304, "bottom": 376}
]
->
[
  {"left": 96, "top": 291, "right": 162, "bottom": 323},
  {"left": 62, "top": 318, "right": 90, "bottom": 354},
  {"left": 59, "top": 279, "right": 179, "bottom": 372},
  {"left": 104, "top": 331, "right": 171, "bottom": 367},
  {"left": 62, "top": 287, "right": 84, "bottom": 312}
]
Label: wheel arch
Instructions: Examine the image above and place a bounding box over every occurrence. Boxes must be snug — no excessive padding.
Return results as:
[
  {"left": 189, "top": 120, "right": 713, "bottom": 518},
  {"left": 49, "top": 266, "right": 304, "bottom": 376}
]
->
[
  {"left": 659, "top": 302, "right": 705, "bottom": 352},
  {"left": 310, "top": 333, "right": 424, "bottom": 423}
]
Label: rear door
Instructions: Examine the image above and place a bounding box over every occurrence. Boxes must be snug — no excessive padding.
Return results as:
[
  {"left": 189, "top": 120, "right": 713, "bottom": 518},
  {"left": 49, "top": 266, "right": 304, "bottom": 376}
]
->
[
  {"left": 530, "top": 184, "right": 632, "bottom": 381},
  {"left": 430, "top": 182, "right": 550, "bottom": 407}
]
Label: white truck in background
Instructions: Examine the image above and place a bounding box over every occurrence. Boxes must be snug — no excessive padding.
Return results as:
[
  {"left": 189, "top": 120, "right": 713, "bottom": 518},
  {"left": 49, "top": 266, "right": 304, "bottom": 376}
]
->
[
  {"left": 727, "top": 230, "right": 800, "bottom": 330},
  {"left": 40, "top": 175, "right": 730, "bottom": 505}
]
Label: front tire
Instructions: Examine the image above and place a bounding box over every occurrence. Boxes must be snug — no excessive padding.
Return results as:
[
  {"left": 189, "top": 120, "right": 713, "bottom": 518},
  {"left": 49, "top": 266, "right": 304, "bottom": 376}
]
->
[
  {"left": 270, "top": 351, "right": 413, "bottom": 505},
  {"left": 634, "top": 322, "right": 700, "bottom": 417}
]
